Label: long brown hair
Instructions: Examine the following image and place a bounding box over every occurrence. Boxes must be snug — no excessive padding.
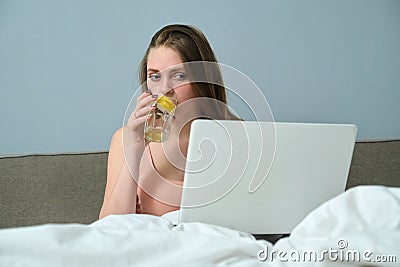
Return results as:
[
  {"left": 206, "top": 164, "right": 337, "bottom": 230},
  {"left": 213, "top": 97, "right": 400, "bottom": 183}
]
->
[{"left": 139, "top": 24, "right": 238, "bottom": 120}]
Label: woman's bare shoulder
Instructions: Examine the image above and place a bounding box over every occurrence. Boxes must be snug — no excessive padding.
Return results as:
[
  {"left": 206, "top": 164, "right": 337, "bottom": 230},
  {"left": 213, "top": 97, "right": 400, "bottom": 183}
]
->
[
  {"left": 107, "top": 127, "right": 125, "bottom": 178},
  {"left": 109, "top": 126, "right": 131, "bottom": 155},
  {"left": 111, "top": 127, "right": 123, "bottom": 144}
]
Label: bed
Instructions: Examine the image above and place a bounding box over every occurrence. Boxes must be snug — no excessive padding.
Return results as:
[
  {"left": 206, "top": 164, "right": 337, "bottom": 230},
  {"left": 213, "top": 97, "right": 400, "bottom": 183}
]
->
[{"left": 0, "top": 185, "right": 399, "bottom": 266}]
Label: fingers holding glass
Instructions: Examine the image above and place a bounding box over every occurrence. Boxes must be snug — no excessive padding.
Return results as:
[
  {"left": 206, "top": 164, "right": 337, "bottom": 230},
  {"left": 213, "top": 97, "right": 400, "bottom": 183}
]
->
[{"left": 127, "top": 93, "right": 156, "bottom": 133}]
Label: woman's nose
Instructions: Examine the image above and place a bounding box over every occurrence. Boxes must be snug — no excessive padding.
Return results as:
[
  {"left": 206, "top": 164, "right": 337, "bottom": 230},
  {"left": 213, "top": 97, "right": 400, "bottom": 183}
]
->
[
  {"left": 161, "top": 78, "right": 173, "bottom": 92},
  {"left": 150, "top": 82, "right": 171, "bottom": 95},
  {"left": 150, "top": 88, "right": 168, "bottom": 96}
]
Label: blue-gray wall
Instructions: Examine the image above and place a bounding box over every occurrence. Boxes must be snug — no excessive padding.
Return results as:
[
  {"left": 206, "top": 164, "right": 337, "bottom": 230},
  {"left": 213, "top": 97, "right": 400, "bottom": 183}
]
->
[{"left": 1, "top": 0, "right": 399, "bottom": 155}]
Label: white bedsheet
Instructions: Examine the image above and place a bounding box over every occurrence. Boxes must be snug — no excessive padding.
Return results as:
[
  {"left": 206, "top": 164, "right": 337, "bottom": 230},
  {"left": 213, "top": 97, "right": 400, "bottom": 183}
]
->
[{"left": 0, "top": 185, "right": 399, "bottom": 267}]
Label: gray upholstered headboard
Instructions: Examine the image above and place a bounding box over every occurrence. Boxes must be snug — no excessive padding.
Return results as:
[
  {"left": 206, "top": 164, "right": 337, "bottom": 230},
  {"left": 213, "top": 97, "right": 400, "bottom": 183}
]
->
[{"left": 0, "top": 140, "right": 399, "bottom": 229}]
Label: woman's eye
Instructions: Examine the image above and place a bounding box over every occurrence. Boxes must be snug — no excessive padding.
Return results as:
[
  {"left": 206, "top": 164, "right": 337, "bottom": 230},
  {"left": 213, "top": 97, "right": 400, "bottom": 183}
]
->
[
  {"left": 173, "top": 73, "right": 186, "bottom": 80},
  {"left": 148, "top": 74, "right": 161, "bottom": 81}
]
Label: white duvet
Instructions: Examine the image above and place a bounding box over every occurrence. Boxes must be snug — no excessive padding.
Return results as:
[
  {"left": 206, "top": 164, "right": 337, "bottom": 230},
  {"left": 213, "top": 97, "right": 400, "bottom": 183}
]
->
[{"left": 0, "top": 185, "right": 399, "bottom": 267}]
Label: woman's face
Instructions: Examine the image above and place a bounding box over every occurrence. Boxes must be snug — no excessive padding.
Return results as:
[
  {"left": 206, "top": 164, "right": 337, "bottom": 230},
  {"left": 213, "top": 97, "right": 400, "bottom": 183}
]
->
[{"left": 146, "top": 46, "right": 195, "bottom": 105}]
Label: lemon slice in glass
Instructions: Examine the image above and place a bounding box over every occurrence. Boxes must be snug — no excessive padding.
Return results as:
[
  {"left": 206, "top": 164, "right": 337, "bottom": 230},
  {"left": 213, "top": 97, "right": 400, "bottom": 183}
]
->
[{"left": 156, "top": 95, "right": 176, "bottom": 113}]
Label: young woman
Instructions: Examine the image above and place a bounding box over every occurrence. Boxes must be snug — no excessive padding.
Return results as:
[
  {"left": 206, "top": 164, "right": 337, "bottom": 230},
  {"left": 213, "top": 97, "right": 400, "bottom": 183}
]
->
[{"left": 99, "top": 24, "right": 237, "bottom": 219}]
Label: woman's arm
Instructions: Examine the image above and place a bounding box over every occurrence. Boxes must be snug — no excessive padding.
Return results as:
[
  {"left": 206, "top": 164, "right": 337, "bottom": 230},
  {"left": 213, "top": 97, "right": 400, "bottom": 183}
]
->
[
  {"left": 99, "top": 91, "right": 155, "bottom": 219},
  {"left": 99, "top": 127, "right": 142, "bottom": 219}
]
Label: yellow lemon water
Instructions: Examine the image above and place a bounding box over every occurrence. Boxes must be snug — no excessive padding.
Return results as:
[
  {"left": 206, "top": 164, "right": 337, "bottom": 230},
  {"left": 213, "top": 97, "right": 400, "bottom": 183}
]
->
[
  {"left": 144, "top": 128, "right": 166, "bottom": 143},
  {"left": 144, "top": 95, "right": 175, "bottom": 143}
]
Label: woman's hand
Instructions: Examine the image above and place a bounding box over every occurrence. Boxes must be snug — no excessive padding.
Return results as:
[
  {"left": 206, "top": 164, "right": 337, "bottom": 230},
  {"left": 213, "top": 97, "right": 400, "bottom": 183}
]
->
[{"left": 125, "top": 91, "right": 156, "bottom": 146}]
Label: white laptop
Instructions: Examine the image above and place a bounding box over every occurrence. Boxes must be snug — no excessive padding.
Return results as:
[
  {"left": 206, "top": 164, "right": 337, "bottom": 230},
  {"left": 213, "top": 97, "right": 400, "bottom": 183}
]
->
[{"left": 163, "top": 120, "right": 357, "bottom": 234}]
